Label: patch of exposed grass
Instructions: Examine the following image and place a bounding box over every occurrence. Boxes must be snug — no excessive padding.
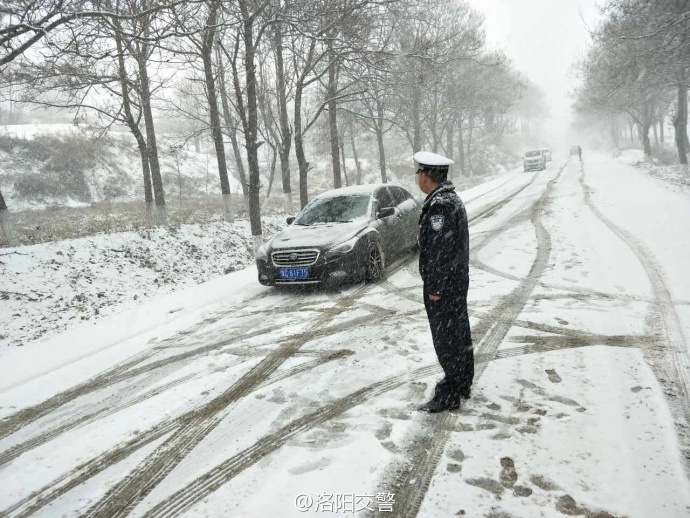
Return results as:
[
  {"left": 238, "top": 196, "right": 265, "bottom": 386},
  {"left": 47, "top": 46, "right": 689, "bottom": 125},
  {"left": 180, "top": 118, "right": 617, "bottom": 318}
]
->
[{"left": 0, "top": 194, "right": 286, "bottom": 247}]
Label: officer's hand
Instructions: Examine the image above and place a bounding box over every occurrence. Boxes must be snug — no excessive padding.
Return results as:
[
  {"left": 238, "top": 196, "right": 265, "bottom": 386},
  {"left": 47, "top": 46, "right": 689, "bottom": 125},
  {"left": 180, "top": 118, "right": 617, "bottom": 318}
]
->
[{"left": 428, "top": 294, "right": 441, "bottom": 301}]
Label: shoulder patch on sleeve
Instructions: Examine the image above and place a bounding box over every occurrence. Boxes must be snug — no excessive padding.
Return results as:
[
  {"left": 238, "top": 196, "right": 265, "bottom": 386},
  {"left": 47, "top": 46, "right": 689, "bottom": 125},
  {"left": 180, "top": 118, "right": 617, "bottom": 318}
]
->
[{"left": 430, "top": 214, "right": 444, "bottom": 231}]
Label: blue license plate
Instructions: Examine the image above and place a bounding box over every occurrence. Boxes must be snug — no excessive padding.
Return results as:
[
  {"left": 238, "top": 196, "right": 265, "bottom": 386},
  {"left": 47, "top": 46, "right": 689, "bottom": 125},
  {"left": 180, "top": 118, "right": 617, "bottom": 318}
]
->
[{"left": 279, "top": 267, "right": 309, "bottom": 279}]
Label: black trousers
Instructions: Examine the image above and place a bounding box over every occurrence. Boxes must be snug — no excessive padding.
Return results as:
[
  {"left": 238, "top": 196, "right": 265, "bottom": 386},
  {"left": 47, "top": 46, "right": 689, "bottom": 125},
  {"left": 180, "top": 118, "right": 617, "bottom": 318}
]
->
[{"left": 423, "top": 282, "right": 474, "bottom": 402}]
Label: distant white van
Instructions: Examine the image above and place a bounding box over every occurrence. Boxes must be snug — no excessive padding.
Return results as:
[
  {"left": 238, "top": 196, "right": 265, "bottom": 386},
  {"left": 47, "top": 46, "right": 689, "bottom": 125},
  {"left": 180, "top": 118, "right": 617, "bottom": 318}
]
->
[{"left": 523, "top": 150, "right": 546, "bottom": 172}]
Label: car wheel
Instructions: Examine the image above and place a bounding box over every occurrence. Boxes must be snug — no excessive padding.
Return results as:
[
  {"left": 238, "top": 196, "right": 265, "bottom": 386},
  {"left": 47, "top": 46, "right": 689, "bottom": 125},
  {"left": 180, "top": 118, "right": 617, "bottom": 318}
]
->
[{"left": 365, "top": 241, "right": 383, "bottom": 283}]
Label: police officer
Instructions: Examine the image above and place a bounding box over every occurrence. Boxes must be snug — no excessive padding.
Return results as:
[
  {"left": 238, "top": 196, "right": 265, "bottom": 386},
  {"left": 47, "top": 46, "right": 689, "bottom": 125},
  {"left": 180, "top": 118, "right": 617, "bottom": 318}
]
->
[{"left": 414, "top": 151, "right": 474, "bottom": 413}]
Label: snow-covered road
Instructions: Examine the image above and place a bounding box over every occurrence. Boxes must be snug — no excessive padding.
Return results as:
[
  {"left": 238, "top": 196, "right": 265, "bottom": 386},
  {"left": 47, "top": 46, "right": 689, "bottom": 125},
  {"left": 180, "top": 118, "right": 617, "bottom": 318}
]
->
[{"left": 2, "top": 154, "right": 690, "bottom": 517}]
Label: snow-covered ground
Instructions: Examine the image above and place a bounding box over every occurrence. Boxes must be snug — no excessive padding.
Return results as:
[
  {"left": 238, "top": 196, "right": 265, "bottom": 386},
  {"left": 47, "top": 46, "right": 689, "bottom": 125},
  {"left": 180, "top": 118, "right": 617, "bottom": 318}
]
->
[
  {"left": 617, "top": 147, "right": 690, "bottom": 194},
  {"left": 1, "top": 153, "right": 690, "bottom": 517},
  {"left": 0, "top": 217, "right": 284, "bottom": 347}
]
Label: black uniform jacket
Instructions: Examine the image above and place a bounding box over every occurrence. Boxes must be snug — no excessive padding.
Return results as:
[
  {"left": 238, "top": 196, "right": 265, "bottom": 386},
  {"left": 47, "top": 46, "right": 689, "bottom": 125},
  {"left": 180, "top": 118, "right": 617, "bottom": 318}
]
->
[{"left": 418, "top": 181, "right": 469, "bottom": 296}]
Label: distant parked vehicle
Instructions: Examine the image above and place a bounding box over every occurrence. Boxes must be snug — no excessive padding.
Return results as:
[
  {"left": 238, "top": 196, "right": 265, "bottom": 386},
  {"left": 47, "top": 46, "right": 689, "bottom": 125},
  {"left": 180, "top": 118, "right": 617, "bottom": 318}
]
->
[
  {"left": 523, "top": 150, "right": 546, "bottom": 172},
  {"left": 255, "top": 183, "right": 420, "bottom": 286},
  {"left": 540, "top": 148, "right": 552, "bottom": 162}
]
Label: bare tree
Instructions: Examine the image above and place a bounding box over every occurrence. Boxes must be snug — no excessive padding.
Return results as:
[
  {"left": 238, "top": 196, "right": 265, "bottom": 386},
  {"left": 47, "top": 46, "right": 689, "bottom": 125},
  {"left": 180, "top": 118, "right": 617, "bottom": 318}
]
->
[
  {"left": 0, "top": 0, "right": 195, "bottom": 67},
  {"left": 222, "top": 0, "right": 270, "bottom": 253},
  {"left": 200, "top": 1, "right": 234, "bottom": 222},
  {"left": 576, "top": 0, "right": 690, "bottom": 163},
  {"left": 271, "top": 3, "right": 295, "bottom": 214},
  {"left": 7, "top": 0, "right": 170, "bottom": 223},
  {"left": 391, "top": 0, "right": 485, "bottom": 154}
]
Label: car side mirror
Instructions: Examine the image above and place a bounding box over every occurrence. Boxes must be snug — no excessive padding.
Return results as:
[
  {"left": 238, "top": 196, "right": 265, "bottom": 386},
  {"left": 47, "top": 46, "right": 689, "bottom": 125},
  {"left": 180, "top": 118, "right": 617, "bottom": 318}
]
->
[
  {"left": 286, "top": 216, "right": 295, "bottom": 225},
  {"left": 377, "top": 207, "right": 395, "bottom": 219}
]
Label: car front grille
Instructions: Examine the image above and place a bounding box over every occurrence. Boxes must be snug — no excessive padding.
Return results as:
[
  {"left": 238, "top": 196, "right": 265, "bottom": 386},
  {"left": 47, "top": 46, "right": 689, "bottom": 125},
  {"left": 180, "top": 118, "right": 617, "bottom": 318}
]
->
[{"left": 272, "top": 249, "right": 320, "bottom": 266}]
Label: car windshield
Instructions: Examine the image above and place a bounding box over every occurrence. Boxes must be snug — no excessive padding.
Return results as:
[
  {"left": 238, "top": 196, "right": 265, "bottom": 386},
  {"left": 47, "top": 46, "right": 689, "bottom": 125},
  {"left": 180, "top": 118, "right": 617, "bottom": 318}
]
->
[
  {"left": 525, "top": 151, "right": 542, "bottom": 157},
  {"left": 293, "top": 195, "right": 370, "bottom": 225}
]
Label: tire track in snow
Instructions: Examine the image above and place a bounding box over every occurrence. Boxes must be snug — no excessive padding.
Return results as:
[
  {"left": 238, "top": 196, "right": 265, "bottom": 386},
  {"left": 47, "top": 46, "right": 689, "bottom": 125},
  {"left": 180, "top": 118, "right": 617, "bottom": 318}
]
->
[
  {"left": 375, "top": 173, "right": 545, "bottom": 306},
  {"left": 466, "top": 172, "right": 540, "bottom": 225},
  {"left": 2, "top": 420, "right": 181, "bottom": 518},
  {"left": 82, "top": 281, "right": 416, "bottom": 517},
  {"left": 0, "top": 169, "right": 536, "bottom": 444},
  {"left": 579, "top": 162, "right": 690, "bottom": 469},
  {"left": 82, "top": 303, "right": 368, "bottom": 517},
  {"left": 2, "top": 259, "right": 417, "bottom": 516},
  {"left": 462, "top": 170, "right": 532, "bottom": 205},
  {"left": 0, "top": 320, "right": 288, "bottom": 467},
  {"left": 0, "top": 372, "right": 199, "bottom": 467},
  {"left": 1, "top": 174, "right": 544, "bottom": 516},
  {"left": 0, "top": 348, "right": 355, "bottom": 518},
  {"left": 143, "top": 364, "right": 442, "bottom": 518},
  {"left": 373, "top": 163, "right": 566, "bottom": 518},
  {"left": 0, "top": 296, "right": 340, "bottom": 457},
  {"left": 64, "top": 177, "right": 538, "bottom": 516},
  {"left": 0, "top": 308, "right": 246, "bottom": 441},
  {"left": 33, "top": 173, "right": 564, "bottom": 509},
  {"left": 140, "top": 166, "right": 560, "bottom": 517}
]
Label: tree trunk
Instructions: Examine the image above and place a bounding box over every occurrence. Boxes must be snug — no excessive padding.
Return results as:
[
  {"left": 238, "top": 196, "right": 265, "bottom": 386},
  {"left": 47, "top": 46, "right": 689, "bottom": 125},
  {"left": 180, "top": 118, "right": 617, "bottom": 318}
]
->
[
  {"left": 114, "top": 27, "right": 154, "bottom": 224},
  {"left": 327, "top": 44, "right": 342, "bottom": 189},
  {"left": 430, "top": 90, "right": 439, "bottom": 153},
  {"left": 467, "top": 111, "right": 474, "bottom": 177},
  {"left": 217, "top": 43, "right": 248, "bottom": 205},
  {"left": 265, "top": 144, "right": 277, "bottom": 200},
  {"left": 376, "top": 100, "right": 387, "bottom": 183},
  {"left": 136, "top": 43, "right": 166, "bottom": 225},
  {"left": 412, "top": 77, "right": 423, "bottom": 153},
  {"left": 202, "top": 8, "right": 234, "bottom": 223},
  {"left": 457, "top": 116, "right": 465, "bottom": 176},
  {"left": 274, "top": 18, "right": 293, "bottom": 214},
  {"left": 228, "top": 128, "right": 248, "bottom": 212},
  {"left": 295, "top": 82, "right": 309, "bottom": 208},
  {"left": 238, "top": 2, "right": 263, "bottom": 253},
  {"left": 136, "top": 140, "right": 154, "bottom": 224},
  {"left": 0, "top": 189, "right": 17, "bottom": 246},
  {"left": 339, "top": 128, "right": 349, "bottom": 186},
  {"left": 660, "top": 119, "right": 665, "bottom": 143},
  {"left": 350, "top": 129, "right": 362, "bottom": 185},
  {"left": 675, "top": 83, "right": 688, "bottom": 165},
  {"left": 641, "top": 122, "right": 652, "bottom": 157},
  {"left": 446, "top": 118, "right": 455, "bottom": 178},
  {"left": 610, "top": 117, "right": 619, "bottom": 148},
  {"left": 653, "top": 122, "right": 659, "bottom": 147}
]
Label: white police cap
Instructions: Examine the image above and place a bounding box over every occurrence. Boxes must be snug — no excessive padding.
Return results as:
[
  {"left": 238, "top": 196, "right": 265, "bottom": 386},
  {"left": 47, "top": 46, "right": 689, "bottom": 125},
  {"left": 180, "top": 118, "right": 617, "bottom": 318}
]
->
[{"left": 414, "top": 151, "right": 454, "bottom": 173}]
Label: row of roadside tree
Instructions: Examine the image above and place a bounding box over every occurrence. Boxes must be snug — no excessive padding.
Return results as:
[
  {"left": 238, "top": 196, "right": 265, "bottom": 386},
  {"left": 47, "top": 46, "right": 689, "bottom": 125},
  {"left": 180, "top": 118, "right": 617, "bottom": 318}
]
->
[
  {"left": 0, "top": 0, "right": 543, "bottom": 251},
  {"left": 574, "top": 0, "right": 690, "bottom": 164}
]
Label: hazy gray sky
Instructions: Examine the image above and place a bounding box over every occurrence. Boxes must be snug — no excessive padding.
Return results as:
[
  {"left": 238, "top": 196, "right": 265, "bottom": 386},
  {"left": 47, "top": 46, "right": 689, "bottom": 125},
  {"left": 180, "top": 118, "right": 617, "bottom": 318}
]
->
[{"left": 466, "top": 0, "right": 603, "bottom": 128}]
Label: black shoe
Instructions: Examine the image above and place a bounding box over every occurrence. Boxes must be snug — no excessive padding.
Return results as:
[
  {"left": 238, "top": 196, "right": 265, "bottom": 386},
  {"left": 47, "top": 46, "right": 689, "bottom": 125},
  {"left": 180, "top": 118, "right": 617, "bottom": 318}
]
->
[{"left": 417, "top": 397, "right": 460, "bottom": 413}]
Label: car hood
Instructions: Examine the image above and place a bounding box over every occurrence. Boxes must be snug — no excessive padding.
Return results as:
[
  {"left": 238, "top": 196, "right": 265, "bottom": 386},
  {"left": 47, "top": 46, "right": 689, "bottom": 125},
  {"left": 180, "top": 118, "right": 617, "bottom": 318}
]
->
[{"left": 269, "top": 220, "right": 368, "bottom": 250}]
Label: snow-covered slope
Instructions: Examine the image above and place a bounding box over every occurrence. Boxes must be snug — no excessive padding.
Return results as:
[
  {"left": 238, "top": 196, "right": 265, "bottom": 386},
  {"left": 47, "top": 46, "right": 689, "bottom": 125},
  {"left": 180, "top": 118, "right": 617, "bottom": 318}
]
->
[{"left": 0, "top": 217, "right": 284, "bottom": 348}]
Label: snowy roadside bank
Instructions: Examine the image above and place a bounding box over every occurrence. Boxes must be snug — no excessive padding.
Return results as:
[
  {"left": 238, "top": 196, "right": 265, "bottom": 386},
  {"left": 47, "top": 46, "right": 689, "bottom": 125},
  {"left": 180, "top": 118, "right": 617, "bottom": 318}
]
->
[
  {"left": 617, "top": 148, "right": 690, "bottom": 193},
  {"left": 0, "top": 217, "right": 283, "bottom": 349},
  {"left": 0, "top": 169, "right": 518, "bottom": 351}
]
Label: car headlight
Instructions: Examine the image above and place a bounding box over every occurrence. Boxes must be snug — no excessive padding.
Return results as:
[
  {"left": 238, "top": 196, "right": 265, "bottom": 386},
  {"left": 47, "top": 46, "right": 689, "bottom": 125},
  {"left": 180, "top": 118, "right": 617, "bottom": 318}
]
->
[
  {"left": 256, "top": 244, "right": 268, "bottom": 260},
  {"left": 326, "top": 236, "right": 359, "bottom": 256}
]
